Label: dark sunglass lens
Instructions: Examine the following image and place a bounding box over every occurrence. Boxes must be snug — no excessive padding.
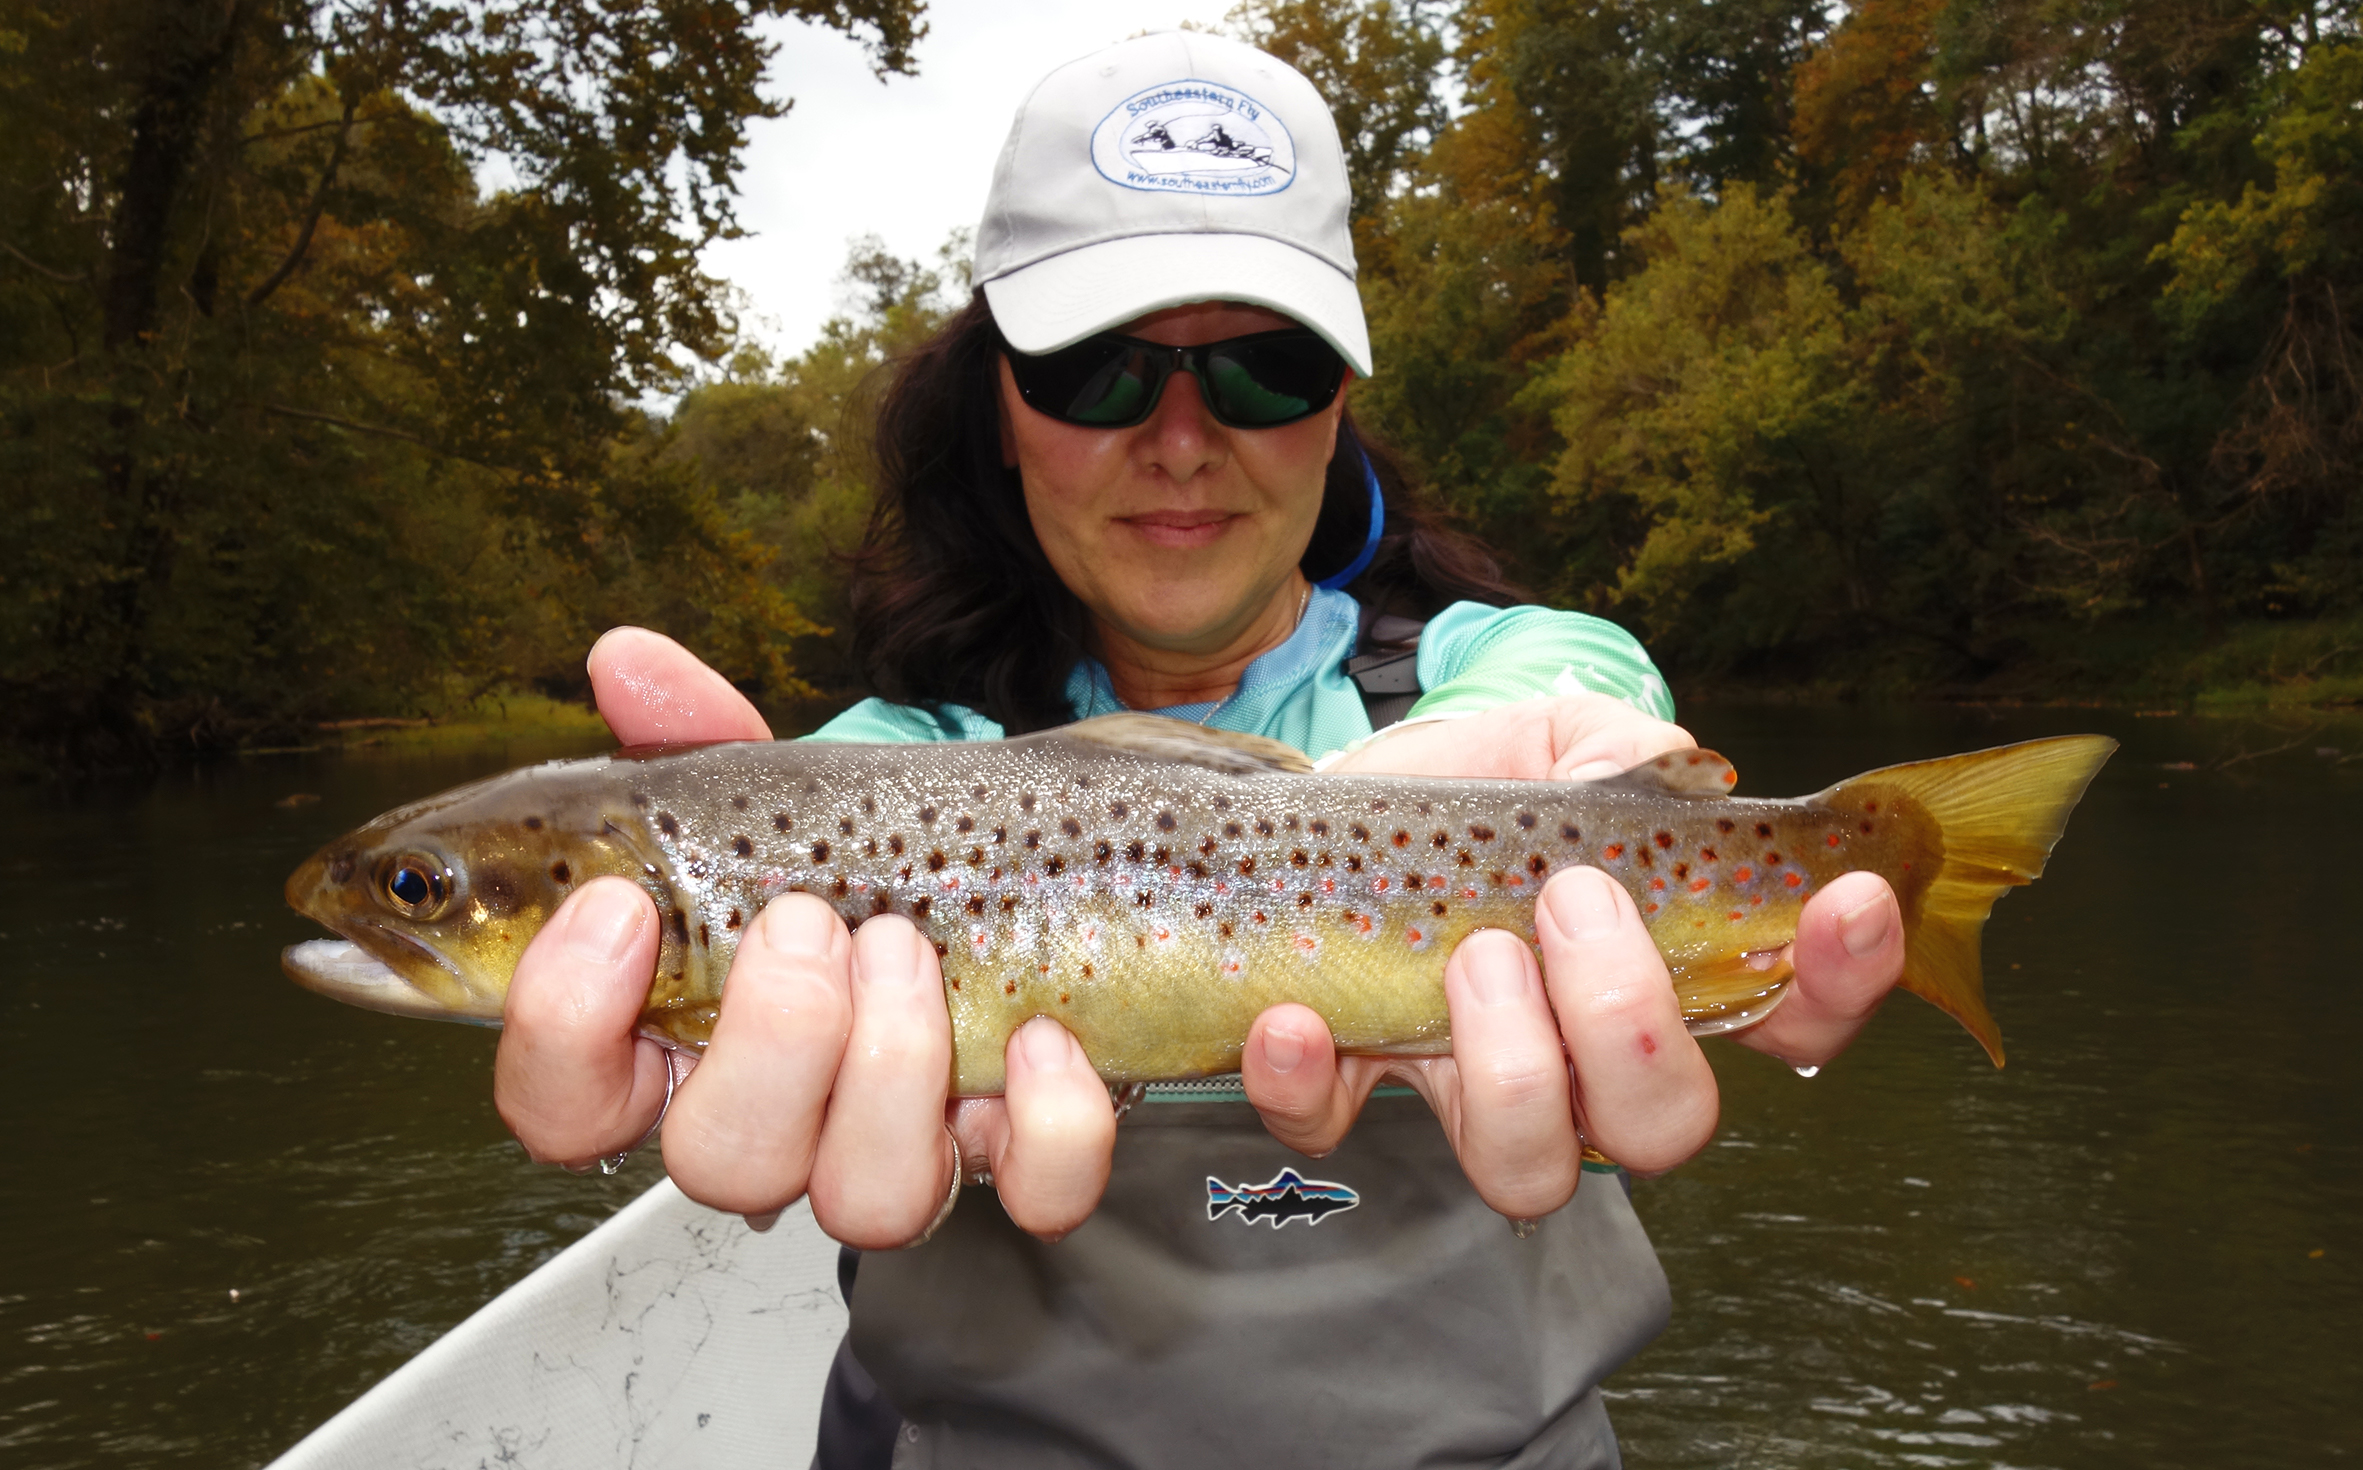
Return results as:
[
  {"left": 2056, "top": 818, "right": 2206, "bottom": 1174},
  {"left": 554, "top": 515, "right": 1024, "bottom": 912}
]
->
[
  {"left": 1063, "top": 351, "right": 1156, "bottom": 424},
  {"left": 1011, "top": 339, "right": 1160, "bottom": 426},
  {"left": 1205, "top": 336, "right": 1343, "bottom": 425}
]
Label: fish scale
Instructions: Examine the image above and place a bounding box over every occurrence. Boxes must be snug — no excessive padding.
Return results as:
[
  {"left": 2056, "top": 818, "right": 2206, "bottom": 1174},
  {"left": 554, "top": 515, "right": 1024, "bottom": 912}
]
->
[{"left": 282, "top": 716, "right": 2116, "bottom": 1090}]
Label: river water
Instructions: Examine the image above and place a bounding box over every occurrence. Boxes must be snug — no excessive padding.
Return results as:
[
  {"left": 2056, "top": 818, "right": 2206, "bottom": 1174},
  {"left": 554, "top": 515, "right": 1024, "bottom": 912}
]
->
[{"left": 1, "top": 707, "right": 2355, "bottom": 1467}]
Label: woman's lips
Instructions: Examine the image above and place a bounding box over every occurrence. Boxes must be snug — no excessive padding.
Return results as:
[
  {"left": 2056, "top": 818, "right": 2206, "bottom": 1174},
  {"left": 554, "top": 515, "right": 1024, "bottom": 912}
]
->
[{"left": 1120, "top": 510, "right": 1238, "bottom": 549}]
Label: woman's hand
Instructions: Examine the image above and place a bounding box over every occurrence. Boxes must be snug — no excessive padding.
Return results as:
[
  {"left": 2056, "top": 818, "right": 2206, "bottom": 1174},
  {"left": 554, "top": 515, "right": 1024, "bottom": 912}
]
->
[
  {"left": 493, "top": 628, "right": 1118, "bottom": 1245},
  {"left": 1259, "top": 695, "right": 1907, "bottom": 1218}
]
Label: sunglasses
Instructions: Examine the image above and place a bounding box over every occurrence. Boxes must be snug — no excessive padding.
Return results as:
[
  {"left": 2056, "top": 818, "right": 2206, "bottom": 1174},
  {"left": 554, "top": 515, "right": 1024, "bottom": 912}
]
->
[{"left": 1000, "top": 328, "right": 1348, "bottom": 429}]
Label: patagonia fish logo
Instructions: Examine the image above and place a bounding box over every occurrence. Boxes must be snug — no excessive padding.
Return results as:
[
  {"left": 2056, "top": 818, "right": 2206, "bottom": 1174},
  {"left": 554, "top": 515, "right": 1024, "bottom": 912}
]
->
[
  {"left": 1206, "top": 1167, "right": 1358, "bottom": 1227},
  {"left": 1091, "top": 80, "right": 1295, "bottom": 196}
]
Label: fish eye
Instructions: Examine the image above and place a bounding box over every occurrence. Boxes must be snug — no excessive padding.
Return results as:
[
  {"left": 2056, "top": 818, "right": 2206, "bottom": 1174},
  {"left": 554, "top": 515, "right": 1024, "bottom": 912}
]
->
[{"left": 381, "top": 854, "right": 450, "bottom": 917}]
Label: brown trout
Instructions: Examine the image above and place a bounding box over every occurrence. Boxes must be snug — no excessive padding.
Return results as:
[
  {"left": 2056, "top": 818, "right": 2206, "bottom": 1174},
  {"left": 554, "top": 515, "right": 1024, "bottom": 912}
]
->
[{"left": 282, "top": 715, "right": 2113, "bottom": 1093}]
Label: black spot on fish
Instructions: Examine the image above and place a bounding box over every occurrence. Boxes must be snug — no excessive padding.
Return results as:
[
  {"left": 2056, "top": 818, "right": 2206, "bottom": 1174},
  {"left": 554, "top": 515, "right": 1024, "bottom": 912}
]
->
[
  {"left": 1095, "top": 841, "right": 1112, "bottom": 864},
  {"left": 658, "top": 812, "right": 679, "bottom": 837},
  {"left": 1673, "top": 862, "right": 1690, "bottom": 879},
  {"left": 966, "top": 895, "right": 986, "bottom": 916},
  {"left": 1345, "top": 855, "right": 1363, "bottom": 872},
  {"left": 1061, "top": 818, "right": 1083, "bottom": 838},
  {"left": 1297, "top": 892, "right": 1314, "bottom": 909},
  {"left": 549, "top": 860, "right": 572, "bottom": 884},
  {"left": 329, "top": 853, "right": 355, "bottom": 883},
  {"left": 1433, "top": 901, "right": 1448, "bottom": 916},
  {"left": 889, "top": 834, "right": 905, "bottom": 856},
  {"left": 1315, "top": 852, "right": 1332, "bottom": 867},
  {"left": 1310, "top": 819, "right": 1330, "bottom": 837},
  {"left": 864, "top": 838, "right": 878, "bottom": 857},
  {"left": 992, "top": 825, "right": 1006, "bottom": 844},
  {"left": 860, "top": 796, "right": 875, "bottom": 815},
  {"left": 1370, "top": 799, "right": 1390, "bottom": 813},
  {"left": 1020, "top": 793, "right": 1037, "bottom": 812},
  {"left": 1194, "top": 901, "right": 1214, "bottom": 919},
  {"left": 1212, "top": 794, "right": 1232, "bottom": 810},
  {"left": 1238, "top": 856, "right": 1257, "bottom": 875},
  {"left": 839, "top": 816, "right": 855, "bottom": 836},
  {"left": 1458, "top": 851, "right": 1475, "bottom": 867},
  {"left": 918, "top": 805, "right": 937, "bottom": 824},
  {"left": 1393, "top": 831, "right": 1411, "bottom": 848},
  {"left": 731, "top": 796, "right": 749, "bottom": 812},
  {"left": 968, "top": 847, "right": 984, "bottom": 866},
  {"left": 956, "top": 814, "right": 975, "bottom": 834},
  {"left": 1255, "top": 819, "right": 1274, "bottom": 836},
  {"left": 1655, "top": 831, "right": 1676, "bottom": 849},
  {"left": 727, "top": 908, "right": 742, "bottom": 929},
  {"left": 524, "top": 816, "right": 544, "bottom": 831},
  {"left": 1516, "top": 812, "right": 1537, "bottom": 830},
  {"left": 1716, "top": 818, "right": 1736, "bottom": 834},
  {"left": 1431, "top": 831, "right": 1449, "bottom": 848},
  {"left": 1024, "top": 830, "right": 1041, "bottom": 849},
  {"left": 804, "top": 780, "right": 821, "bottom": 795},
  {"left": 873, "top": 894, "right": 892, "bottom": 916},
  {"left": 932, "top": 940, "right": 947, "bottom": 958},
  {"left": 1152, "top": 845, "right": 1171, "bottom": 865},
  {"left": 1700, "top": 847, "right": 1718, "bottom": 862},
  {"left": 1125, "top": 841, "right": 1145, "bottom": 863},
  {"left": 1637, "top": 847, "right": 1655, "bottom": 869},
  {"left": 1079, "top": 964, "right": 1092, "bottom": 979},
  {"left": 698, "top": 923, "right": 710, "bottom": 948},
  {"left": 1001, "top": 895, "right": 1019, "bottom": 912},
  {"left": 1529, "top": 854, "right": 1549, "bottom": 875},
  {"left": 669, "top": 907, "right": 690, "bottom": 941},
  {"left": 972, "top": 785, "right": 988, "bottom": 800},
  {"left": 1757, "top": 822, "right": 1775, "bottom": 838},
  {"left": 1223, "top": 822, "right": 1243, "bottom": 838},
  {"left": 927, "top": 850, "right": 946, "bottom": 871},
  {"left": 1109, "top": 801, "right": 1128, "bottom": 819},
  {"left": 1219, "top": 921, "right": 1234, "bottom": 937},
  {"left": 1046, "top": 855, "right": 1066, "bottom": 875},
  {"left": 811, "top": 840, "right": 831, "bottom": 863},
  {"left": 1291, "top": 850, "right": 1309, "bottom": 867},
  {"left": 1156, "top": 810, "right": 1177, "bottom": 831},
  {"left": 1561, "top": 823, "right": 1581, "bottom": 843},
  {"left": 774, "top": 813, "right": 793, "bottom": 832},
  {"left": 733, "top": 836, "right": 754, "bottom": 858},
  {"left": 1199, "top": 836, "right": 1219, "bottom": 856},
  {"left": 831, "top": 877, "right": 848, "bottom": 898},
  {"left": 1417, "top": 802, "right": 1432, "bottom": 815},
  {"left": 1136, "top": 891, "right": 1154, "bottom": 908},
  {"left": 1470, "top": 824, "right": 1496, "bottom": 842},
  {"left": 912, "top": 896, "right": 931, "bottom": 919},
  {"left": 1350, "top": 823, "right": 1370, "bottom": 842}
]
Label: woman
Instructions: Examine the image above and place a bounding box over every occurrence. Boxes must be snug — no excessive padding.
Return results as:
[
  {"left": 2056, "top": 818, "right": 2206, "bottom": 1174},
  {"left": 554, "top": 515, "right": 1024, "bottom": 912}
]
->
[{"left": 496, "top": 31, "right": 1904, "bottom": 1467}]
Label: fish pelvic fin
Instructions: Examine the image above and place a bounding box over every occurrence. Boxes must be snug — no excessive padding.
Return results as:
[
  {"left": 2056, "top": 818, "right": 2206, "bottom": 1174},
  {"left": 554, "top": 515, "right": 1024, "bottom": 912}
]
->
[{"left": 1843, "top": 734, "right": 2118, "bottom": 1068}]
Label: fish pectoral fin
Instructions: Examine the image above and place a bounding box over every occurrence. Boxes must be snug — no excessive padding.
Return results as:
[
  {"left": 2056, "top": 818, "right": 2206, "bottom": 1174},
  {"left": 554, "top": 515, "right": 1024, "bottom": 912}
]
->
[
  {"left": 1592, "top": 747, "right": 1740, "bottom": 797},
  {"left": 1059, "top": 714, "right": 1316, "bottom": 774}
]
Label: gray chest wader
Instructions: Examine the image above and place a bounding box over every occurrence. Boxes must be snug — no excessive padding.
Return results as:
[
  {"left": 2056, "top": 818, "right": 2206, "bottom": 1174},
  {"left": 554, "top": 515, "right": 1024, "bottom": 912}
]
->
[{"left": 814, "top": 619, "right": 1669, "bottom": 1470}]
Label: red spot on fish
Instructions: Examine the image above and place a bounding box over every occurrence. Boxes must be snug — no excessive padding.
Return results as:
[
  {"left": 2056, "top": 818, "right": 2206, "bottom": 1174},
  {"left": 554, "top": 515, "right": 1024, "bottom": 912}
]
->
[
  {"left": 1654, "top": 831, "right": 1675, "bottom": 849},
  {"left": 1427, "top": 875, "right": 1447, "bottom": 890},
  {"left": 1644, "top": 901, "right": 1660, "bottom": 914},
  {"left": 1864, "top": 799, "right": 1879, "bottom": 813},
  {"left": 1689, "top": 878, "right": 1711, "bottom": 893},
  {"left": 1728, "top": 910, "right": 1744, "bottom": 921},
  {"left": 1603, "top": 844, "right": 1625, "bottom": 860},
  {"left": 1826, "top": 833, "right": 1842, "bottom": 847},
  {"left": 1292, "top": 932, "right": 1319, "bottom": 954},
  {"left": 1650, "top": 877, "right": 1667, "bottom": 891},
  {"left": 1733, "top": 866, "right": 1754, "bottom": 883},
  {"left": 1371, "top": 876, "right": 1391, "bottom": 893},
  {"left": 1785, "top": 872, "right": 1803, "bottom": 888},
  {"left": 1750, "top": 892, "right": 1764, "bottom": 906}
]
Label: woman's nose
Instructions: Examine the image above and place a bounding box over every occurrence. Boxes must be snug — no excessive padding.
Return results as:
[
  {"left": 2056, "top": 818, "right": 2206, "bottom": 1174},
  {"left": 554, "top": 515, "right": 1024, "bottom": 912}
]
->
[{"left": 1133, "top": 367, "right": 1227, "bottom": 481}]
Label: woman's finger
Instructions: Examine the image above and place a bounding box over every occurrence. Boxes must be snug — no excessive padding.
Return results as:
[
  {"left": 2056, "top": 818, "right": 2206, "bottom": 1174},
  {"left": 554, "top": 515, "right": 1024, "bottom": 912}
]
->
[
  {"left": 993, "top": 1018, "right": 1117, "bottom": 1240},
  {"left": 1442, "top": 929, "right": 1583, "bottom": 1219},
  {"left": 1537, "top": 867, "right": 1719, "bottom": 1175},
  {"left": 1731, "top": 871, "right": 1903, "bottom": 1068},
  {"left": 1240, "top": 1004, "right": 1367, "bottom": 1157},
  {"left": 588, "top": 626, "right": 772, "bottom": 745},
  {"left": 662, "top": 894, "right": 853, "bottom": 1220},
  {"left": 806, "top": 916, "right": 960, "bottom": 1248},
  {"left": 496, "top": 877, "right": 672, "bottom": 1165}
]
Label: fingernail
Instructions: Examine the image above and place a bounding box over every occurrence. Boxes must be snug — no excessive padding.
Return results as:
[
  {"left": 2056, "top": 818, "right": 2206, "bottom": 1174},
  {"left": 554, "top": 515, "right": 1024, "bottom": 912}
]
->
[
  {"left": 765, "top": 895, "right": 838, "bottom": 957},
  {"left": 1568, "top": 759, "right": 1623, "bottom": 782},
  {"left": 1263, "top": 1023, "right": 1306, "bottom": 1074},
  {"left": 1019, "top": 1016, "right": 1073, "bottom": 1071},
  {"left": 1467, "top": 943, "right": 1533, "bottom": 1006},
  {"left": 565, "top": 883, "right": 646, "bottom": 963},
  {"left": 1550, "top": 867, "right": 1625, "bottom": 941},
  {"left": 743, "top": 1210, "right": 781, "bottom": 1233},
  {"left": 1838, "top": 893, "right": 1894, "bottom": 957}
]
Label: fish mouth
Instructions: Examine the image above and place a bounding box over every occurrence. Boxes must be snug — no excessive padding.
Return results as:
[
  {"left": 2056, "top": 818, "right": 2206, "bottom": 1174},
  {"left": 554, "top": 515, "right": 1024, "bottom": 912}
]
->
[{"left": 282, "top": 929, "right": 501, "bottom": 1027}]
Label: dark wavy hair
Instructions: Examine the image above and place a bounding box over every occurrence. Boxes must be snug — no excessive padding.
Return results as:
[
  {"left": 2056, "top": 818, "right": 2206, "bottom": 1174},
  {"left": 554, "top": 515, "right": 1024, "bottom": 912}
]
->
[{"left": 847, "top": 293, "right": 1523, "bottom": 734}]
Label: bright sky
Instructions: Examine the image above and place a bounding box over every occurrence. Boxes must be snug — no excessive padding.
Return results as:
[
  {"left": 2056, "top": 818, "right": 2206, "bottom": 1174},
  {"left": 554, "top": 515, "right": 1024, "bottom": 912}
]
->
[{"left": 708, "top": 1, "right": 1241, "bottom": 357}]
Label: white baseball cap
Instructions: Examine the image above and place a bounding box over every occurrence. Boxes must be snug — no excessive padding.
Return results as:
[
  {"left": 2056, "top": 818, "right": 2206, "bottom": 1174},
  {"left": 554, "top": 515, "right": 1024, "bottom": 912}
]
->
[{"left": 973, "top": 30, "right": 1373, "bottom": 377}]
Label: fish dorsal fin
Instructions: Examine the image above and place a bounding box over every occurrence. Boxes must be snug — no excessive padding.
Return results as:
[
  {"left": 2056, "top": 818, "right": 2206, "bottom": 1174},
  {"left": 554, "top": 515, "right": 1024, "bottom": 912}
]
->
[
  {"left": 1061, "top": 714, "right": 1315, "bottom": 774},
  {"left": 1593, "top": 746, "right": 1740, "bottom": 797}
]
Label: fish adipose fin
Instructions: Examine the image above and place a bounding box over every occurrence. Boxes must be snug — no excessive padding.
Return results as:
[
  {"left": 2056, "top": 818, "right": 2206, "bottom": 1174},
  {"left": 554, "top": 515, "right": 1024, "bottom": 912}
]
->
[
  {"left": 1594, "top": 747, "right": 1740, "bottom": 797},
  {"left": 1061, "top": 714, "right": 1316, "bottom": 774},
  {"left": 1844, "top": 735, "right": 2118, "bottom": 1068}
]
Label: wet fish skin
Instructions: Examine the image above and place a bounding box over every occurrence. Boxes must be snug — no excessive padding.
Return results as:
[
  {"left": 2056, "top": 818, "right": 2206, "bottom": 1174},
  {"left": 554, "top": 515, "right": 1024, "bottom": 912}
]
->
[{"left": 283, "top": 716, "right": 2115, "bottom": 1093}]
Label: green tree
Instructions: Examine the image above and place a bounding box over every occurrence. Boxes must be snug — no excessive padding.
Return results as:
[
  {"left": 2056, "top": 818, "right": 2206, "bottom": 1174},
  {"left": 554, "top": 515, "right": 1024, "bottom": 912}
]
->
[{"left": 0, "top": 0, "right": 924, "bottom": 768}]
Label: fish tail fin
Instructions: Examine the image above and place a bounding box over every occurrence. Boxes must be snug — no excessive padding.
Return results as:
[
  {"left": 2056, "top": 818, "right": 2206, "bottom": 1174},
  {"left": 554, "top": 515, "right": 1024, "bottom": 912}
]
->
[{"left": 1841, "top": 735, "right": 2117, "bottom": 1068}]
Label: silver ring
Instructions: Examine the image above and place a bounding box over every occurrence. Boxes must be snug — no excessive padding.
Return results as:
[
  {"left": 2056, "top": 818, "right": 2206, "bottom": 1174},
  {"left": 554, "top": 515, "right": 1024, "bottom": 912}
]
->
[
  {"left": 900, "top": 1126, "right": 964, "bottom": 1248},
  {"left": 564, "top": 1045, "right": 682, "bottom": 1176}
]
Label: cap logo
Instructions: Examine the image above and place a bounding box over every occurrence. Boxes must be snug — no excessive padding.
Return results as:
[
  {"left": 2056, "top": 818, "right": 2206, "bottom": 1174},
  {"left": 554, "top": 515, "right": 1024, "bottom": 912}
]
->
[{"left": 1091, "top": 79, "right": 1295, "bottom": 196}]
